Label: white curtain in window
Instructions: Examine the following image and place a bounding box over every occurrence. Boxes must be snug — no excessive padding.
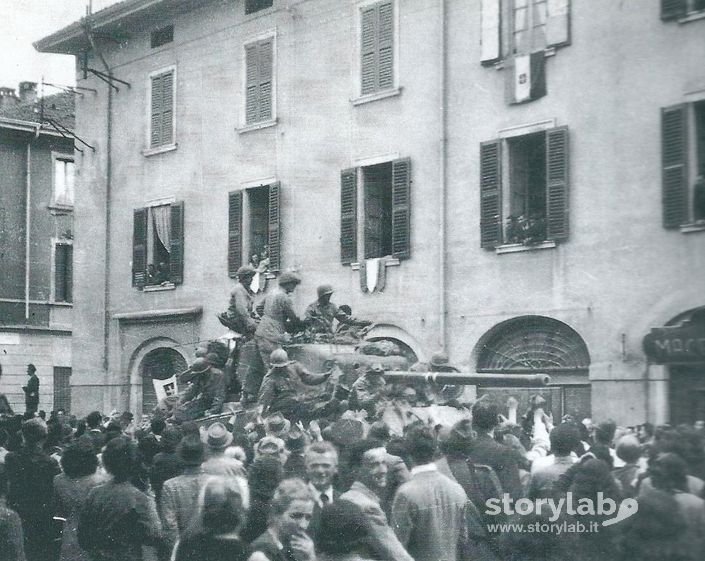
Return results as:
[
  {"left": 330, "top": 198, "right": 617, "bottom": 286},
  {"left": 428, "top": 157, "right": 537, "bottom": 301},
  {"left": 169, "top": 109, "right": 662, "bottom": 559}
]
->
[{"left": 152, "top": 204, "right": 171, "bottom": 252}]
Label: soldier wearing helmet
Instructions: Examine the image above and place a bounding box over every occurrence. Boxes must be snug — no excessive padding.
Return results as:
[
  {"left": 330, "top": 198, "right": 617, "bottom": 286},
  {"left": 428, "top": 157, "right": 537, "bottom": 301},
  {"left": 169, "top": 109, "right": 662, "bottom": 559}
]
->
[
  {"left": 171, "top": 357, "right": 226, "bottom": 422},
  {"left": 305, "top": 285, "right": 370, "bottom": 336},
  {"left": 257, "top": 349, "right": 335, "bottom": 422}
]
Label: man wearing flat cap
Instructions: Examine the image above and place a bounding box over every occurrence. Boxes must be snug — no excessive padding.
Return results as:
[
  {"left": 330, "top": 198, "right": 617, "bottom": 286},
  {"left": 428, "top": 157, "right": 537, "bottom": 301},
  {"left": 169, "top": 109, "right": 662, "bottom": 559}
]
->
[
  {"left": 171, "top": 357, "right": 226, "bottom": 422},
  {"left": 219, "top": 265, "right": 259, "bottom": 337}
]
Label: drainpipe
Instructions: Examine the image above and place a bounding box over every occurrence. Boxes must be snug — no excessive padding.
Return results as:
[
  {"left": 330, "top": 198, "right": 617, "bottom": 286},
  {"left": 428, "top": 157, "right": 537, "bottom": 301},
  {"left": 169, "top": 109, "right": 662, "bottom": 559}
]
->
[
  {"left": 85, "top": 23, "right": 113, "bottom": 374},
  {"left": 25, "top": 124, "right": 41, "bottom": 320},
  {"left": 438, "top": 0, "right": 448, "bottom": 350}
]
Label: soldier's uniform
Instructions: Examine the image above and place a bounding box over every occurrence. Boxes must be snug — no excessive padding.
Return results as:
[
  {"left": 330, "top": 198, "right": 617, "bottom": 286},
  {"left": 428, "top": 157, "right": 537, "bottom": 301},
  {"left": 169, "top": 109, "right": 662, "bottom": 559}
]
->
[{"left": 172, "top": 358, "right": 226, "bottom": 422}]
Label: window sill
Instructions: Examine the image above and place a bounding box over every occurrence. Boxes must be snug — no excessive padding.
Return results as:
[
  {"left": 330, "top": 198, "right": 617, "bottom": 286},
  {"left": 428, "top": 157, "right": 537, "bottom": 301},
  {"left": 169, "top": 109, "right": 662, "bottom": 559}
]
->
[
  {"left": 237, "top": 119, "right": 278, "bottom": 134},
  {"left": 679, "top": 10, "right": 705, "bottom": 24},
  {"left": 680, "top": 222, "right": 705, "bottom": 233},
  {"left": 48, "top": 204, "right": 73, "bottom": 214},
  {"left": 495, "top": 240, "right": 556, "bottom": 255},
  {"left": 49, "top": 301, "right": 73, "bottom": 307},
  {"left": 351, "top": 87, "right": 403, "bottom": 106},
  {"left": 142, "top": 143, "right": 177, "bottom": 157},
  {"left": 350, "top": 257, "right": 400, "bottom": 270},
  {"left": 143, "top": 282, "right": 176, "bottom": 292}
]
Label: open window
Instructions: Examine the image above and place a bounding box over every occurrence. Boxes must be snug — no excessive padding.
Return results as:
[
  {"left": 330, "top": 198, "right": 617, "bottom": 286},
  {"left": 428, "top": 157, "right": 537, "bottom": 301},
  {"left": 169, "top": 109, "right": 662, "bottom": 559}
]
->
[
  {"left": 340, "top": 158, "right": 411, "bottom": 264},
  {"left": 132, "top": 202, "right": 184, "bottom": 288},
  {"left": 52, "top": 154, "right": 75, "bottom": 208},
  {"left": 480, "top": 127, "right": 569, "bottom": 249},
  {"left": 228, "top": 183, "right": 281, "bottom": 277},
  {"left": 245, "top": 0, "right": 273, "bottom": 14},
  {"left": 661, "top": 0, "right": 705, "bottom": 20},
  {"left": 662, "top": 102, "right": 705, "bottom": 229}
]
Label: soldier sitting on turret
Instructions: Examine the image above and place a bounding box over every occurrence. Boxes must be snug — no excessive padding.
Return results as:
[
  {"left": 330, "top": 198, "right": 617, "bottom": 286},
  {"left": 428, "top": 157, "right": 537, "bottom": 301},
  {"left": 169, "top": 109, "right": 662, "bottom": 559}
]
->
[
  {"left": 171, "top": 358, "right": 226, "bottom": 422},
  {"left": 305, "top": 285, "right": 371, "bottom": 337}
]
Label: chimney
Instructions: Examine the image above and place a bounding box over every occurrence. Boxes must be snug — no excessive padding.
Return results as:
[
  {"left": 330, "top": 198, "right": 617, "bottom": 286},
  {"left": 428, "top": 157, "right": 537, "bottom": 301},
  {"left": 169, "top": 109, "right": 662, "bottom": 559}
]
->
[
  {"left": 0, "top": 87, "right": 19, "bottom": 110},
  {"left": 19, "top": 82, "right": 37, "bottom": 104}
]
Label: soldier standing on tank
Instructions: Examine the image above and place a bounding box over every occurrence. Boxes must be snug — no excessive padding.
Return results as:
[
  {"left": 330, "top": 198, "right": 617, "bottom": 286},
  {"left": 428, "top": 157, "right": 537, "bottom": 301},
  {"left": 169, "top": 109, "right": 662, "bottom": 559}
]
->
[{"left": 219, "top": 265, "right": 259, "bottom": 336}]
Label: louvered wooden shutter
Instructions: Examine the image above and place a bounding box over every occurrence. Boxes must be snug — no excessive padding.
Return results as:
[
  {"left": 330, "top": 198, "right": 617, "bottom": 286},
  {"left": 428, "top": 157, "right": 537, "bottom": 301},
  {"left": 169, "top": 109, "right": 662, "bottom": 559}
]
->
[
  {"left": 132, "top": 208, "right": 148, "bottom": 287},
  {"left": 546, "top": 0, "right": 570, "bottom": 48},
  {"left": 245, "top": 43, "right": 259, "bottom": 124},
  {"left": 480, "top": 0, "right": 501, "bottom": 64},
  {"left": 661, "top": 105, "right": 688, "bottom": 229},
  {"left": 360, "top": 5, "right": 377, "bottom": 95},
  {"left": 378, "top": 1, "right": 394, "bottom": 91},
  {"left": 545, "top": 127, "right": 570, "bottom": 241},
  {"left": 150, "top": 75, "right": 162, "bottom": 147},
  {"left": 259, "top": 39, "right": 274, "bottom": 122},
  {"left": 340, "top": 169, "right": 358, "bottom": 265},
  {"left": 268, "top": 182, "right": 281, "bottom": 272},
  {"left": 480, "top": 140, "right": 502, "bottom": 248},
  {"left": 228, "top": 191, "right": 244, "bottom": 277},
  {"left": 161, "top": 71, "right": 174, "bottom": 145},
  {"left": 64, "top": 245, "right": 73, "bottom": 303},
  {"left": 661, "top": 0, "right": 686, "bottom": 21},
  {"left": 54, "top": 244, "right": 72, "bottom": 303},
  {"left": 391, "top": 158, "right": 411, "bottom": 260},
  {"left": 170, "top": 201, "right": 184, "bottom": 284}
]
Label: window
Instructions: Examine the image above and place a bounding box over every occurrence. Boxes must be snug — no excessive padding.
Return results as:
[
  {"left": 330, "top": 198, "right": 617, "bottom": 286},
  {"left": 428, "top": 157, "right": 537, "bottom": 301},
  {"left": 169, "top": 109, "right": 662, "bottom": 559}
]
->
[
  {"left": 245, "top": 0, "right": 273, "bottom": 14},
  {"left": 228, "top": 183, "right": 281, "bottom": 276},
  {"left": 339, "top": 158, "right": 411, "bottom": 264},
  {"left": 480, "top": 0, "right": 570, "bottom": 64},
  {"left": 244, "top": 37, "right": 274, "bottom": 125},
  {"left": 359, "top": 1, "right": 395, "bottom": 96},
  {"left": 53, "top": 367, "right": 72, "bottom": 412},
  {"left": 662, "top": 102, "right": 705, "bottom": 228},
  {"left": 150, "top": 25, "right": 174, "bottom": 48},
  {"left": 661, "top": 0, "right": 705, "bottom": 20},
  {"left": 132, "top": 202, "right": 184, "bottom": 288},
  {"left": 53, "top": 155, "right": 75, "bottom": 207},
  {"left": 53, "top": 242, "right": 73, "bottom": 303},
  {"left": 149, "top": 68, "right": 175, "bottom": 149},
  {"left": 480, "top": 127, "right": 569, "bottom": 248}
]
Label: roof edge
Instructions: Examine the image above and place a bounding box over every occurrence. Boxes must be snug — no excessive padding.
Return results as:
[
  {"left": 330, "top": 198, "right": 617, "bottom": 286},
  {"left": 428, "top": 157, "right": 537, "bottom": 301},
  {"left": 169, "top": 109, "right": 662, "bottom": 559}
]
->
[{"left": 0, "top": 117, "right": 69, "bottom": 138}]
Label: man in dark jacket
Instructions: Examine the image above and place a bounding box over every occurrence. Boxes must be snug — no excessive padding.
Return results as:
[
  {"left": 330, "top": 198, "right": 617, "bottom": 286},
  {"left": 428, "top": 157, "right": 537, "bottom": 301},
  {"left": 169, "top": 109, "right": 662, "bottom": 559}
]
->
[
  {"left": 5, "top": 418, "right": 61, "bottom": 561},
  {"left": 172, "top": 358, "right": 226, "bottom": 422},
  {"left": 22, "top": 364, "right": 39, "bottom": 415}
]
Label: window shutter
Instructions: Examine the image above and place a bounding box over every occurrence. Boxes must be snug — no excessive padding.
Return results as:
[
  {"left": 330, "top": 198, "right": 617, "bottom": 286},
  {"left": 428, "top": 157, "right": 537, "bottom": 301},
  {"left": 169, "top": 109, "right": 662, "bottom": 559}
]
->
[
  {"left": 259, "top": 39, "right": 274, "bottom": 122},
  {"left": 245, "top": 43, "right": 259, "bottom": 124},
  {"left": 361, "top": 5, "right": 378, "bottom": 95},
  {"left": 545, "top": 127, "right": 570, "bottom": 241},
  {"left": 150, "top": 75, "right": 162, "bottom": 147},
  {"left": 391, "top": 158, "right": 411, "bottom": 260},
  {"left": 546, "top": 0, "right": 570, "bottom": 48},
  {"left": 268, "top": 182, "right": 281, "bottom": 272},
  {"left": 228, "top": 191, "right": 244, "bottom": 278},
  {"left": 480, "top": 140, "right": 502, "bottom": 248},
  {"left": 170, "top": 201, "right": 184, "bottom": 284},
  {"left": 161, "top": 71, "right": 174, "bottom": 145},
  {"left": 377, "top": 1, "right": 394, "bottom": 91},
  {"left": 340, "top": 168, "right": 358, "bottom": 265},
  {"left": 55, "top": 245, "right": 68, "bottom": 302},
  {"left": 480, "top": 0, "right": 501, "bottom": 64},
  {"left": 65, "top": 245, "right": 73, "bottom": 303},
  {"left": 132, "top": 208, "right": 148, "bottom": 287},
  {"left": 661, "top": 0, "right": 686, "bottom": 21},
  {"left": 661, "top": 105, "right": 688, "bottom": 229}
]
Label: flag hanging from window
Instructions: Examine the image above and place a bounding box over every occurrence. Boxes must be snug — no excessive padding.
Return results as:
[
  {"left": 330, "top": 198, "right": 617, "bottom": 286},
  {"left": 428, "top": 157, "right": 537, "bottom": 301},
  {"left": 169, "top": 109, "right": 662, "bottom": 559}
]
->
[{"left": 509, "top": 51, "right": 546, "bottom": 104}]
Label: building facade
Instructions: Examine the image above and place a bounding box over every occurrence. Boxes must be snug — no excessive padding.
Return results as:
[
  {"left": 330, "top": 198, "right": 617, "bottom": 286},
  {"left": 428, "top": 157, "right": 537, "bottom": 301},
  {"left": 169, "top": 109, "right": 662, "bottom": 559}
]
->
[
  {"left": 0, "top": 85, "right": 75, "bottom": 414},
  {"left": 37, "top": 0, "right": 705, "bottom": 423}
]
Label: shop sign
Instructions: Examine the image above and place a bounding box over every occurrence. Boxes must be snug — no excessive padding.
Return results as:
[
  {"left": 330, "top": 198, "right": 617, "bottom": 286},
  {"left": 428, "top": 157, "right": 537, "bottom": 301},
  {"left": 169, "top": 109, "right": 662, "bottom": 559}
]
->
[{"left": 643, "top": 320, "right": 705, "bottom": 364}]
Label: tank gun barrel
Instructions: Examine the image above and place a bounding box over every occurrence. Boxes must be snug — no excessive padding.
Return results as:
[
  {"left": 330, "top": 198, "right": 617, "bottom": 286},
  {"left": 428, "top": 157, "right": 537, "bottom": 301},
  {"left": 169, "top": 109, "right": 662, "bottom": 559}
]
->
[{"left": 383, "top": 371, "right": 550, "bottom": 387}]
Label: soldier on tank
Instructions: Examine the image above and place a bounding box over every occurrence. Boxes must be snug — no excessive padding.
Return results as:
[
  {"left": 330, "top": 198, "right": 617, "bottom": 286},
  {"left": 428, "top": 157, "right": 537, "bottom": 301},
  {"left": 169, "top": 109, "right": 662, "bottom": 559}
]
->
[
  {"left": 171, "top": 358, "right": 226, "bottom": 422},
  {"left": 305, "top": 285, "right": 371, "bottom": 337}
]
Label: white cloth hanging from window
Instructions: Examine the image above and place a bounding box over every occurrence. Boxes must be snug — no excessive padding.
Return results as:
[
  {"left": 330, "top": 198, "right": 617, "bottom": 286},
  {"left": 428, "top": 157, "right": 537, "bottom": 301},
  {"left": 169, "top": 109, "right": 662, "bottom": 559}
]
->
[
  {"left": 152, "top": 204, "right": 171, "bottom": 252},
  {"left": 365, "top": 257, "right": 381, "bottom": 292}
]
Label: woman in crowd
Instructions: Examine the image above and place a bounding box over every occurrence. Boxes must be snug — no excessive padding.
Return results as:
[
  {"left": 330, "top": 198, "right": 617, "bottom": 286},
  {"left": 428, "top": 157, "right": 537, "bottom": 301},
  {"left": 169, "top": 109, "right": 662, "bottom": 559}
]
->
[
  {"left": 53, "top": 438, "right": 105, "bottom": 561},
  {"left": 248, "top": 478, "right": 315, "bottom": 561},
  {"left": 78, "top": 437, "right": 162, "bottom": 561},
  {"left": 173, "top": 476, "right": 250, "bottom": 561}
]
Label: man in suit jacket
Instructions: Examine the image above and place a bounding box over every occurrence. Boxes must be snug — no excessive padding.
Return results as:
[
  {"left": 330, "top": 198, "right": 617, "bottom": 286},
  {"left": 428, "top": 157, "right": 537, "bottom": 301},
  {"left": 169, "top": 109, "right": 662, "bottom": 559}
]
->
[
  {"left": 339, "top": 440, "right": 413, "bottom": 561},
  {"left": 23, "top": 364, "right": 39, "bottom": 415},
  {"left": 304, "top": 440, "right": 340, "bottom": 543},
  {"left": 469, "top": 399, "right": 523, "bottom": 499},
  {"left": 391, "top": 425, "right": 471, "bottom": 561}
]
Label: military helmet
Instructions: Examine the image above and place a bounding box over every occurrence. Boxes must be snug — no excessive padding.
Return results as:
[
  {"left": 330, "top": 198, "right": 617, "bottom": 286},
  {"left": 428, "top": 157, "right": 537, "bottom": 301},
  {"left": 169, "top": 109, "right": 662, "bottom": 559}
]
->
[
  {"left": 236, "top": 265, "right": 256, "bottom": 278},
  {"left": 270, "top": 349, "right": 293, "bottom": 367},
  {"left": 317, "top": 284, "right": 334, "bottom": 298},
  {"left": 278, "top": 272, "right": 301, "bottom": 287}
]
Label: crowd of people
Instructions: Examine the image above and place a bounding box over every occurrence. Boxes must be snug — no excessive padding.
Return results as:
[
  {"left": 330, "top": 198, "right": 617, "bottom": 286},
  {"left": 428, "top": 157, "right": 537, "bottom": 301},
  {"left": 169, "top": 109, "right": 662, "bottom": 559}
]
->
[{"left": 1, "top": 395, "right": 704, "bottom": 561}]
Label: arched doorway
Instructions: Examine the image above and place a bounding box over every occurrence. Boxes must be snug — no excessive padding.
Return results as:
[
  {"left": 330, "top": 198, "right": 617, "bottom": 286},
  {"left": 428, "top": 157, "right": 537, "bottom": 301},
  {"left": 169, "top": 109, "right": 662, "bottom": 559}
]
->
[
  {"left": 475, "top": 316, "right": 591, "bottom": 421},
  {"left": 140, "top": 347, "right": 188, "bottom": 415}
]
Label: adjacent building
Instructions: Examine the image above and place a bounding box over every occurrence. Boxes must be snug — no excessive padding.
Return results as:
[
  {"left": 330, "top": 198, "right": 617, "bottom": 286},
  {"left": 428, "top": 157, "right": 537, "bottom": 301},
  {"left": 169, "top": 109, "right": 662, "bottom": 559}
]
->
[
  {"left": 0, "top": 83, "right": 75, "bottom": 414},
  {"left": 36, "top": 0, "right": 705, "bottom": 423}
]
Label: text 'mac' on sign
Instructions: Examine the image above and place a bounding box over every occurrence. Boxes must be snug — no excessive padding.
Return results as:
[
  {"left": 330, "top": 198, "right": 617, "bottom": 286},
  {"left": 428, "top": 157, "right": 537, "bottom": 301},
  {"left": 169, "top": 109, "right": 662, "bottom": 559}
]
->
[{"left": 643, "top": 319, "right": 705, "bottom": 365}]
